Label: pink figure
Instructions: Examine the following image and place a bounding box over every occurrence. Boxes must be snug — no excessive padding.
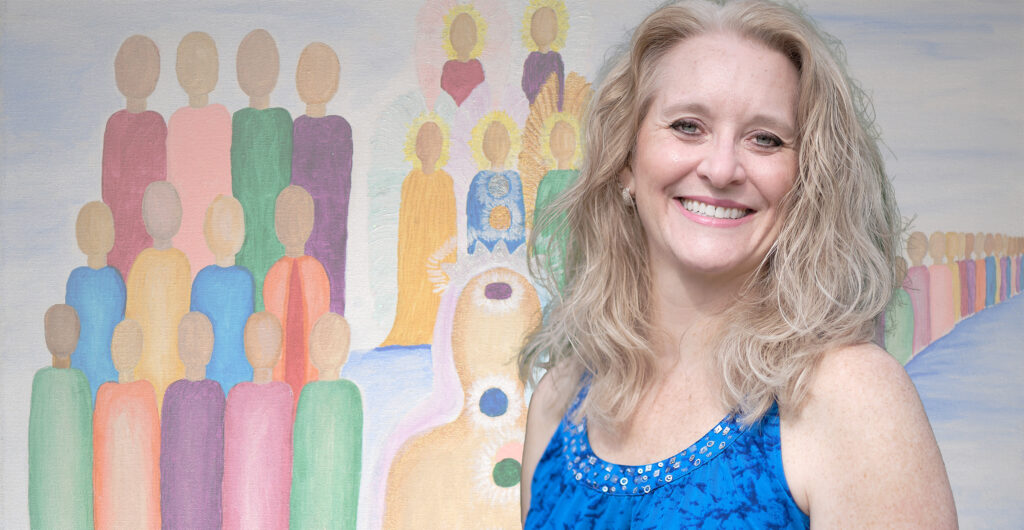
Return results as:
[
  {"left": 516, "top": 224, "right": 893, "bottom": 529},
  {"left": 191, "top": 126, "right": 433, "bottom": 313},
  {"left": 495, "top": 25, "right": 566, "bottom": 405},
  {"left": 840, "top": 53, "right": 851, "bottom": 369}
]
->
[
  {"left": 223, "top": 312, "right": 293, "bottom": 530},
  {"left": 167, "top": 32, "right": 232, "bottom": 277},
  {"left": 927, "top": 232, "right": 955, "bottom": 342},
  {"left": 905, "top": 232, "right": 931, "bottom": 355}
]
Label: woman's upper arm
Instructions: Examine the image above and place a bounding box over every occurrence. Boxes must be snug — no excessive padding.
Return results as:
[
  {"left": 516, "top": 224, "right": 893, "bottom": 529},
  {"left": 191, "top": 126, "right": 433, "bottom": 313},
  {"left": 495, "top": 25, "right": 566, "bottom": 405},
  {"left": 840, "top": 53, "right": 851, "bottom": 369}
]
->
[
  {"left": 520, "top": 369, "right": 567, "bottom": 525},
  {"left": 783, "top": 343, "right": 957, "bottom": 528}
]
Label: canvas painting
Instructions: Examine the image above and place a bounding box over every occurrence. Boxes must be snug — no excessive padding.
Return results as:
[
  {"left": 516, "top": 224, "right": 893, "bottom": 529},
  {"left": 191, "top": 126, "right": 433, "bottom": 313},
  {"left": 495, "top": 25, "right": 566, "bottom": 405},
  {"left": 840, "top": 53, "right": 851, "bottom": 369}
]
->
[{"left": 1, "top": 0, "right": 1021, "bottom": 528}]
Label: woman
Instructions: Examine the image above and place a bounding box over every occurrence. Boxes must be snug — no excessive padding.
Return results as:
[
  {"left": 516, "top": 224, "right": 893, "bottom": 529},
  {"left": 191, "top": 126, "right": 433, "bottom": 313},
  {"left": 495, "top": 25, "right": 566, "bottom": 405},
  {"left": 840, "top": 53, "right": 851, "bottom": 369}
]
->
[{"left": 519, "top": 0, "right": 957, "bottom": 527}]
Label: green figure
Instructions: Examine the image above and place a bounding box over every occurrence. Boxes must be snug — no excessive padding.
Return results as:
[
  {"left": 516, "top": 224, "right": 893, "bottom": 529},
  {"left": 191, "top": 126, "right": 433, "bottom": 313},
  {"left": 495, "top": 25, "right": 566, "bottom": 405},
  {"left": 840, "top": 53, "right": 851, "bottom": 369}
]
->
[
  {"left": 29, "top": 304, "right": 94, "bottom": 529},
  {"left": 291, "top": 313, "right": 363, "bottom": 529},
  {"left": 233, "top": 29, "right": 292, "bottom": 311},
  {"left": 884, "top": 288, "right": 914, "bottom": 365},
  {"left": 533, "top": 168, "right": 578, "bottom": 292}
]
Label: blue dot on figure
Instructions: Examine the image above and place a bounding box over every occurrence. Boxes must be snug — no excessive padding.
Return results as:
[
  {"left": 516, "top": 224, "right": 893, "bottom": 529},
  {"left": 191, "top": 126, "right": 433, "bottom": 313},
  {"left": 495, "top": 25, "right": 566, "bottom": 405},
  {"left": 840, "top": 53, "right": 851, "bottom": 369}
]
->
[{"left": 480, "top": 387, "right": 508, "bottom": 417}]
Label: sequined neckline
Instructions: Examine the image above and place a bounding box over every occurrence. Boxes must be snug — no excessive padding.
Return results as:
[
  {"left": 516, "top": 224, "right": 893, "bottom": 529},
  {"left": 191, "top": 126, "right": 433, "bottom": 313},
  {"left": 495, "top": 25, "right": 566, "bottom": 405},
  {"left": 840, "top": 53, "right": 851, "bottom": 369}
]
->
[{"left": 560, "top": 395, "right": 746, "bottom": 496}]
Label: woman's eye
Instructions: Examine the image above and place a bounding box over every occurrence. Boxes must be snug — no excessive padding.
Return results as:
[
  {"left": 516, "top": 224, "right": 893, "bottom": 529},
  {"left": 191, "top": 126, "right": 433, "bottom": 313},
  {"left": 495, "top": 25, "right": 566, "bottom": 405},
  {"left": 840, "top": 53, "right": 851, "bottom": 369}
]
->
[
  {"left": 753, "top": 133, "right": 783, "bottom": 148},
  {"left": 671, "top": 120, "right": 700, "bottom": 135}
]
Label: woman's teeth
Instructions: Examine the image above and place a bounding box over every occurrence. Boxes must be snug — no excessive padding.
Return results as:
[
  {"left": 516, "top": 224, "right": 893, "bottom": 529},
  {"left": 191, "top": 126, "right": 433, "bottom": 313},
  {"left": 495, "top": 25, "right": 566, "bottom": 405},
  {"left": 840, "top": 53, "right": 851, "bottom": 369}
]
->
[{"left": 681, "top": 199, "right": 748, "bottom": 220}]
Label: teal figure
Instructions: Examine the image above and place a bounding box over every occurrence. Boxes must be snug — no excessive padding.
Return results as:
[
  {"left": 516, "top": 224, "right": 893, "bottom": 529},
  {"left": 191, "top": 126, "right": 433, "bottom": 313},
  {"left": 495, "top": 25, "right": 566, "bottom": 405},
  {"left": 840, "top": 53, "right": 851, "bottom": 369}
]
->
[
  {"left": 882, "top": 258, "right": 914, "bottom": 364},
  {"left": 232, "top": 29, "right": 292, "bottom": 311},
  {"left": 291, "top": 313, "right": 363, "bottom": 530},
  {"left": 29, "top": 304, "right": 94, "bottom": 529},
  {"left": 66, "top": 201, "right": 126, "bottom": 401}
]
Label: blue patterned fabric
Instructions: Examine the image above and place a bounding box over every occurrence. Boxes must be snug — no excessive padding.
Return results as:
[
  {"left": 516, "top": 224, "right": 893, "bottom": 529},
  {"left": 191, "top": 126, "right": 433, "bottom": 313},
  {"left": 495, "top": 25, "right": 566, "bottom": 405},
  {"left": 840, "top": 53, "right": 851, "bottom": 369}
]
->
[{"left": 526, "top": 388, "right": 809, "bottom": 529}]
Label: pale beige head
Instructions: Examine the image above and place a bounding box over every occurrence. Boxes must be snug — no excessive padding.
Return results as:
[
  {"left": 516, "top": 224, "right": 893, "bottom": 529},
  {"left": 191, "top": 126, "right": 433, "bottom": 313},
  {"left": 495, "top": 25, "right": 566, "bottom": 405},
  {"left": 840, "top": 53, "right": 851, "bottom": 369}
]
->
[
  {"left": 296, "top": 42, "right": 340, "bottom": 107},
  {"left": 965, "top": 232, "right": 975, "bottom": 258},
  {"left": 244, "top": 312, "right": 283, "bottom": 380},
  {"left": 906, "top": 231, "right": 928, "bottom": 267},
  {"left": 983, "top": 233, "right": 994, "bottom": 256},
  {"left": 45, "top": 304, "right": 80, "bottom": 365},
  {"left": 275, "top": 185, "right": 315, "bottom": 255},
  {"left": 530, "top": 7, "right": 559, "bottom": 51},
  {"left": 549, "top": 119, "right": 576, "bottom": 169},
  {"left": 894, "top": 256, "right": 908, "bottom": 286},
  {"left": 178, "top": 312, "right": 214, "bottom": 380},
  {"left": 482, "top": 120, "right": 511, "bottom": 168},
  {"left": 416, "top": 120, "right": 443, "bottom": 173},
  {"left": 76, "top": 201, "right": 115, "bottom": 267},
  {"left": 237, "top": 29, "right": 280, "bottom": 99},
  {"left": 450, "top": 13, "right": 478, "bottom": 60},
  {"left": 204, "top": 195, "right": 245, "bottom": 265},
  {"left": 309, "top": 312, "right": 350, "bottom": 380},
  {"left": 927, "top": 232, "right": 946, "bottom": 264},
  {"left": 111, "top": 319, "right": 143, "bottom": 380},
  {"left": 142, "top": 181, "right": 183, "bottom": 245},
  {"left": 115, "top": 35, "right": 160, "bottom": 101},
  {"left": 176, "top": 31, "right": 219, "bottom": 98},
  {"left": 944, "top": 232, "right": 959, "bottom": 263}
]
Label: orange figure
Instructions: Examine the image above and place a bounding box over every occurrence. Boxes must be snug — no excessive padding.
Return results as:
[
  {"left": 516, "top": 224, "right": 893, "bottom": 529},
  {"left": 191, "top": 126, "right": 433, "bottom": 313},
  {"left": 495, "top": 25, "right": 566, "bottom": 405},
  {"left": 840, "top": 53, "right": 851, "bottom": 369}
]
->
[
  {"left": 263, "top": 185, "right": 330, "bottom": 404},
  {"left": 94, "top": 319, "right": 161, "bottom": 529},
  {"left": 126, "top": 181, "right": 192, "bottom": 409}
]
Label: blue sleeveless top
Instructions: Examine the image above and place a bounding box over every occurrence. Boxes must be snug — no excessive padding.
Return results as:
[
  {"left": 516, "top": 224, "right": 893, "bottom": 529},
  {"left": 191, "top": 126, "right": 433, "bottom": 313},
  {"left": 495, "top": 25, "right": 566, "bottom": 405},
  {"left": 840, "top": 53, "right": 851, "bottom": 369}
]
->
[{"left": 526, "top": 388, "right": 809, "bottom": 529}]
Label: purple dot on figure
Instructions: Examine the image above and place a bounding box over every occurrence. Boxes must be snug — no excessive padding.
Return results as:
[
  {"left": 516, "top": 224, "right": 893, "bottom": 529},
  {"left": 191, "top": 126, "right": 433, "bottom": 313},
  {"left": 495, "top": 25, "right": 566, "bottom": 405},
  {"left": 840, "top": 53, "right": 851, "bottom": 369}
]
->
[
  {"left": 485, "top": 282, "right": 512, "bottom": 300},
  {"left": 480, "top": 387, "right": 509, "bottom": 417}
]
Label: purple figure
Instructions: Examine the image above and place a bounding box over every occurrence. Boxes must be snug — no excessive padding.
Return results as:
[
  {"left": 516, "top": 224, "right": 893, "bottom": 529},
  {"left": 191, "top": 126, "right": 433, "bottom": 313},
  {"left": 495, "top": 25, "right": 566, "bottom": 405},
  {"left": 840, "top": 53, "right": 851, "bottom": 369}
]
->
[
  {"left": 292, "top": 43, "right": 352, "bottom": 314},
  {"left": 161, "top": 312, "right": 225, "bottom": 528},
  {"left": 521, "top": 4, "right": 565, "bottom": 106}
]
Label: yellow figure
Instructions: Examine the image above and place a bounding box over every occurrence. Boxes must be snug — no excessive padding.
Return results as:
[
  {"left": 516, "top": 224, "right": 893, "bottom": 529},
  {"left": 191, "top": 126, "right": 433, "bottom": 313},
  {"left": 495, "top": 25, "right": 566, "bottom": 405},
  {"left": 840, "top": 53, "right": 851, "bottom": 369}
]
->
[
  {"left": 381, "top": 114, "right": 457, "bottom": 347},
  {"left": 944, "top": 232, "right": 961, "bottom": 321},
  {"left": 384, "top": 266, "right": 541, "bottom": 528},
  {"left": 126, "top": 181, "right": 191, "bottom": 409}
]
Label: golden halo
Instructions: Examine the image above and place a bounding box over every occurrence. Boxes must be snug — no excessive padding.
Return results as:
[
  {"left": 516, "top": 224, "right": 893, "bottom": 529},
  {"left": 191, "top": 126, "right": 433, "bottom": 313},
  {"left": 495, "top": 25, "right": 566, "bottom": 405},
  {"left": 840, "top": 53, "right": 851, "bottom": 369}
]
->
[
  {"left": 521, "top": 0, "right": 569, "bottom": 52},
  {"left": 404, "top": 112, "right": 451, "bottom": 170},
  {"left": 540, "top": 112, "right": 581, "bottom": 168},
  {"left": 442, "top": 4, "right": 487, "bottom": 60},
  {"left": 470, "top": 111, "right": 522, "bottom": 170}
]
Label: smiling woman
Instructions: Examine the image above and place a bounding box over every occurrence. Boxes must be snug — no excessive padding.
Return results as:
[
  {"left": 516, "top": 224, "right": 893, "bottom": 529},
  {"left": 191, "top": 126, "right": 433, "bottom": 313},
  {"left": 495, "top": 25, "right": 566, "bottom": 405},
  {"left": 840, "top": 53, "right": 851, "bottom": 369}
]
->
[{"left": 519, "top": 0, "right": 957, "bottom": 527}]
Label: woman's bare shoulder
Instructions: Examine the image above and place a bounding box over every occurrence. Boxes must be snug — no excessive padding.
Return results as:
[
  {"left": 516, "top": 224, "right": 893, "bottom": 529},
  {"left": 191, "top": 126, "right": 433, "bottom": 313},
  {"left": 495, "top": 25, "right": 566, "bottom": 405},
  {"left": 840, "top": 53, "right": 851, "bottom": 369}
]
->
[
  {"left": 521, "top": 364, "right": 577, "bottom": 523},
  {"left": 782, "top": 342, "right": 957, "bottom": 527}
]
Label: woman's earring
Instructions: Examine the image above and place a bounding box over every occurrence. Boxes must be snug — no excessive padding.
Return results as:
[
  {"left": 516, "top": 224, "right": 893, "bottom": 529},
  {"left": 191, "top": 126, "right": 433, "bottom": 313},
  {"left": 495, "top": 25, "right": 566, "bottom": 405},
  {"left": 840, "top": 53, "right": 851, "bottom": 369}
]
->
[{"left": 621, "top": 186, "right": 634, "bottom": 207}]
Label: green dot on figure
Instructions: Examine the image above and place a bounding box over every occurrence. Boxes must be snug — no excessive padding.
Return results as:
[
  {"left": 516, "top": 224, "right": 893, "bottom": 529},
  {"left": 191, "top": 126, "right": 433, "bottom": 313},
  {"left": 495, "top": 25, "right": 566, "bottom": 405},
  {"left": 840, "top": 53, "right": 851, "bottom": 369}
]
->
[{"left": 492, "top": 458, "right": 522, "bottom": 488}]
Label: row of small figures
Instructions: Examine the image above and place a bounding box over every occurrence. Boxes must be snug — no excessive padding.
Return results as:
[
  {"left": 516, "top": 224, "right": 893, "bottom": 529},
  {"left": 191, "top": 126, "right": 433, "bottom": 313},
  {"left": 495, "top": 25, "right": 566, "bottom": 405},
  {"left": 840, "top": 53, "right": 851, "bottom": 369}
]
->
[{"left": 31, "top": 304, "right": 362, "bottom": 529}]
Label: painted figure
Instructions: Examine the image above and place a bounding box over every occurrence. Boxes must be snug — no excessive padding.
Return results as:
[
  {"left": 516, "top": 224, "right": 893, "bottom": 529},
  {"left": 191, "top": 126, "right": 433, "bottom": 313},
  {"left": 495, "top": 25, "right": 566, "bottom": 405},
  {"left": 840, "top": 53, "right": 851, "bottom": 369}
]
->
[
  {"left": 905, "top": 232, "right": 931, "bottom": 355},
  {"left": 984, "top": 234, "right": 997, "bottom": 307},
  {"left": 233, "top": 29, "right": 292, "bottom": 311},
  {"left": 963, "top": 232, "right": 976, "bottom": 317},
  {"left": 927, "top": 231, "right": 955, "bottom": 342},
  {"left": 103, "top": 35, "right": 167, "bottom": 277},
  {"left": 384, "top": 267, "right": 540, "bottom": 528},
  {"left": 943, "top": 232, "right": 962, "bottom": 321},
  {"left": 191, "top": 195, "right": 254, "bottom": 395},
  {"left": 94, "top": 319, "right": 161, "bottom": 529},
  {"left": 467, "top": 111, "right": 526, "bottom": 254},
  {"left": 291, "top": 313, "right": 363, "bottom": 530},
  {"left": 382, "top": 114, "right": 457, "bottom": 347},
  {"left": 521, "top": 0, "right": 568, "bottom": 105},
  {"left": 168, "top": 32, "right": 233, "bottom": 276},
  {"left": 223, "top": 312, "right": 293, "bottom": 530},
  {"left": 126, "top": 181, "right": 191, "bottom": 408},
  {"left": 973, "top": 231, "right": 987, "bottom": 313},
  {"left": 29, "top": 305, "right": 93, "bottom": 529},
  {"left": 66, "top": 201, "right": 126, "bottom": 401},
  {"left": 292, "top": 42, "right": 353, "bottom": 315},
  {"left": 161, "top": 312, "right": 225, "bottom": 529},
  {"left": 441, "top": 5, "right": 487, "bottom": 105},
  {"left": 883, "top": 258, "right": 914, "bottom": 365},
  {"left": 264, "top": 186, "right": 330, "bottom": 403}
]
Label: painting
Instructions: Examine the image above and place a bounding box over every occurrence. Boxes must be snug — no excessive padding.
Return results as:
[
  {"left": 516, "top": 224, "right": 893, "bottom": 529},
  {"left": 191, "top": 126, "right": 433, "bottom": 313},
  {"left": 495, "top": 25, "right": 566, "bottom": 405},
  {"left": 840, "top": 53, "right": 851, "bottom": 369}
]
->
[{"left": 1, "top": 0, "right": 1021, "bottom": 528}]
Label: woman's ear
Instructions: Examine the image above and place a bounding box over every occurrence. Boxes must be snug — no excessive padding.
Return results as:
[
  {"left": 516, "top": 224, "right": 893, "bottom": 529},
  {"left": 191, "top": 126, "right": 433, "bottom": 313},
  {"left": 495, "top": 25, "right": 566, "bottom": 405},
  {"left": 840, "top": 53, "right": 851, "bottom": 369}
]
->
[{"left": 618, "top": 164, "right": 635, "bottom": 192}]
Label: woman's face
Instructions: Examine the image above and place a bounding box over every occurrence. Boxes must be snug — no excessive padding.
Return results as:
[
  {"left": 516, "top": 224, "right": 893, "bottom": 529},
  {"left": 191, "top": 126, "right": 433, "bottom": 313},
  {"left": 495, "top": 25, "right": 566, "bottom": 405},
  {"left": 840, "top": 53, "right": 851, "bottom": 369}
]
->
[{"left": 621, "top": 31, "right": 799, "bottom": 286}]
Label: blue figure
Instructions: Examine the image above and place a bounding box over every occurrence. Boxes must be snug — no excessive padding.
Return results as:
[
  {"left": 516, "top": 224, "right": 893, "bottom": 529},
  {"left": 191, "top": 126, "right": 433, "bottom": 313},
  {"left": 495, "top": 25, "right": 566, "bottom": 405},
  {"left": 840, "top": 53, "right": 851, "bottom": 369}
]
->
[
  {"left": 467, "top": 170, "right": 526, "bottom": 254},
  {"left": 191, "top": 196, "right": 255, "bottom": 395},
  {"left": 66, "top": 201, "right": 126, "bottom": 401}
]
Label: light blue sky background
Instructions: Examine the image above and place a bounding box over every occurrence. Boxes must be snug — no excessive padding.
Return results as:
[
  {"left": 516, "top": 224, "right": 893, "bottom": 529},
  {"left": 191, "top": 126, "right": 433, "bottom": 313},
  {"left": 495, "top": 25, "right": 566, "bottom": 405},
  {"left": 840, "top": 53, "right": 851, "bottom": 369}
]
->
[{"left": 2, "top": 0, "right": 1021, "bottom": 527}]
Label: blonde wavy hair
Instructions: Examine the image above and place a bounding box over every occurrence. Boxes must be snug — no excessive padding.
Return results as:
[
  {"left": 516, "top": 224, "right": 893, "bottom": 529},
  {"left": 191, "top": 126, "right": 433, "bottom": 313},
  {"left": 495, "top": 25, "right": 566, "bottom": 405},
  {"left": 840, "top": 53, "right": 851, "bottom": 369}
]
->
[{"left": 519, "top": 0, "right": 901, "bottom": 428}]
